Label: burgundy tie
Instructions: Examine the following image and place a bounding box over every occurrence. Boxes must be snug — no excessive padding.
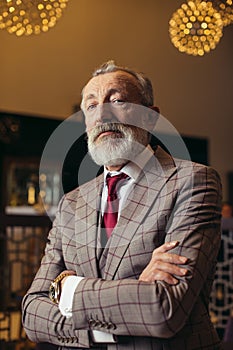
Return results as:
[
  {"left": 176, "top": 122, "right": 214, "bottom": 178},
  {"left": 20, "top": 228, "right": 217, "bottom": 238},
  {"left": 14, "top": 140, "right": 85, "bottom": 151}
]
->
[{"left": 103, "top": 173, "right": 128, "bottom": 238}]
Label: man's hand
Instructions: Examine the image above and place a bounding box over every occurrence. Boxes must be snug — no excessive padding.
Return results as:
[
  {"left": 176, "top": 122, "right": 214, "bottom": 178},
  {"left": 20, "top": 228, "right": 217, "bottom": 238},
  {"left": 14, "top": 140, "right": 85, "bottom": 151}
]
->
[{"left": 139, "top": 241, "right": 188, "bottom": 285}]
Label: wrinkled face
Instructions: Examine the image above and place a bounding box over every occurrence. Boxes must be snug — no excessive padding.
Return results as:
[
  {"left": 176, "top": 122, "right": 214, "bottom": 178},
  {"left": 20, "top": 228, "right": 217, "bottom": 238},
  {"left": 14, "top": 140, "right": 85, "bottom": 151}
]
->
[
  {"left": 82, "top": 71, "right": 144, "bottom": 132},
  {"left": 82, "top": 71, "right": 150, "bottom": 168}
]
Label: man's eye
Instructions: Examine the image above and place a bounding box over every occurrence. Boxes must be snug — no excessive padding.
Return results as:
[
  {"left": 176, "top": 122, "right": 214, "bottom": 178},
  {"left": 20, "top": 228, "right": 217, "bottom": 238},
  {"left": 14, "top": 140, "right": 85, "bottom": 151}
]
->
[
  {"left": 87, "top": 104, "right": 97, "bottom": 111},
  {"left": 111, "top": 99, "right": 125, "bottom": 106}
]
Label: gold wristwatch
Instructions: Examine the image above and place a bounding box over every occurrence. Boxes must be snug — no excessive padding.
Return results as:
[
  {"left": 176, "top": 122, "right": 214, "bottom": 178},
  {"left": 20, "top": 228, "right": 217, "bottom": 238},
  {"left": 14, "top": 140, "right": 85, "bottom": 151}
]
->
[{"left": 49, "top": 272, "right": 70, "bottom": 304}]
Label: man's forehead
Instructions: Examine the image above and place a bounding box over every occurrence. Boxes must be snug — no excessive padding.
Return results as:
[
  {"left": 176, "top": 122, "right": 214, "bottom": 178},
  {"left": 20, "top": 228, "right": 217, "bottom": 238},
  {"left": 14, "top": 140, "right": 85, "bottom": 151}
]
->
[{"left": 83, "top": 71, "right": 140, "bottom": 97}]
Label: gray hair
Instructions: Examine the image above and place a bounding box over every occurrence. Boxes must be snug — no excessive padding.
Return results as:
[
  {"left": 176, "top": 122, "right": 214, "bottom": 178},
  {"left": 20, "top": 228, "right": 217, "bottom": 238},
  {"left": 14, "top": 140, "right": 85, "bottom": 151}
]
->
[{"left": 81, "top": 60, "right": 154, "bottom": 108}]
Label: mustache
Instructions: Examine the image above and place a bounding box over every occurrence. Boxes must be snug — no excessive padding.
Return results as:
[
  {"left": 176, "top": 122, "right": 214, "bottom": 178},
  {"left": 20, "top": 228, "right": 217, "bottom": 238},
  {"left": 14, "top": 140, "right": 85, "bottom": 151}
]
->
[{"left": 87, "top": 123, "right": 126, "bottom": 142}]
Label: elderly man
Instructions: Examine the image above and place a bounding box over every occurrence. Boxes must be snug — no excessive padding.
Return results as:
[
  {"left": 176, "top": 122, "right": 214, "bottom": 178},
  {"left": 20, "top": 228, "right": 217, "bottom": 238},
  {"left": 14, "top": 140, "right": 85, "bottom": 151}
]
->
[{"left": 22, "top": 61, "right": 222, "bottom": 349}]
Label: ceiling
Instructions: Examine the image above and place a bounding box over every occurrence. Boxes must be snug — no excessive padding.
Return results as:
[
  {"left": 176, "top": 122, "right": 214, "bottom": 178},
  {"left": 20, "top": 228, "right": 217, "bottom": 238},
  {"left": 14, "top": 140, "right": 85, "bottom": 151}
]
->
[{"left": 0, "top": 0, "right": 232, "bottom": 121}]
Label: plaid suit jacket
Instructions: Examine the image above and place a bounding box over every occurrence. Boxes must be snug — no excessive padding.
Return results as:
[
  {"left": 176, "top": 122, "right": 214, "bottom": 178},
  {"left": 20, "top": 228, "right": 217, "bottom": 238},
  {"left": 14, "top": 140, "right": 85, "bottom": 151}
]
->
[{"left": 22, "top": 146, "right": 223, "bottom": 350}]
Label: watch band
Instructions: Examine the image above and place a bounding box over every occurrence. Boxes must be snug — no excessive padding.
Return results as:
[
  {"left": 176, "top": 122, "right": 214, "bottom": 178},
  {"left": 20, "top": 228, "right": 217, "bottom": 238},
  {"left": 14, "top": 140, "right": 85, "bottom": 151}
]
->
[{"left": 49, "top": 272, "right": 71, "bottom": 304}]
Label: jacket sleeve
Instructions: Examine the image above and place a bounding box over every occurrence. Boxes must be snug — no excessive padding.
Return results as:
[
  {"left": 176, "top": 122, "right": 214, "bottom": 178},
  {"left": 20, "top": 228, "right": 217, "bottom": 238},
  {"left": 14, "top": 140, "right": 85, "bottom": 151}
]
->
[
  {"left": 21, "top": 196, "right": 90, "bottom": 348},
  {"left": 71, "top": 165, "right": 222, "bottom": 338}
]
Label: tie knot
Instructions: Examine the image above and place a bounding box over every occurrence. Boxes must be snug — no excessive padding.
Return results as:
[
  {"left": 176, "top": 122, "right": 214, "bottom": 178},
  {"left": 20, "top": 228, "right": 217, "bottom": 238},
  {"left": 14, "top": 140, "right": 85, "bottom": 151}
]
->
[{"left": 106, "top": 173, "right": 128, "bottom": 200}]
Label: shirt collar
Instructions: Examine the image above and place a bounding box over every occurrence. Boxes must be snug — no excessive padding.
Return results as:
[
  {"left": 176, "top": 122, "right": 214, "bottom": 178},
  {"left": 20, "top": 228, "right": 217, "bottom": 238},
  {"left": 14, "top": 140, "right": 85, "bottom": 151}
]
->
[{"left": 103, "top": 145, "right": 154, "bottom": 183}]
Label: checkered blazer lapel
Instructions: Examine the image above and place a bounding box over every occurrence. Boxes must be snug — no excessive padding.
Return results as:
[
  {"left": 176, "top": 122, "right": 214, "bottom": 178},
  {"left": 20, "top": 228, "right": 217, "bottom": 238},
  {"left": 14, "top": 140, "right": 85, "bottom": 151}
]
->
[
  {"left": 102, "top": 147, "right": 177, "bottom": 280},
  {"left": 74, "top": 173, "right": 104, "bottom": 278}
]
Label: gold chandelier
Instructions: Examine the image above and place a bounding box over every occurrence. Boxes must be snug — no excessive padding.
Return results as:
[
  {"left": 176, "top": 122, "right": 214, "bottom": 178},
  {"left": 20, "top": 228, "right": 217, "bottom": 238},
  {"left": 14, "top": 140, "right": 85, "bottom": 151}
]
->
[
  {"left": 169, "top": 1, "right": 226, "bottom": 56},
  {"left": 0, "top": 0, "right": 69, "bottom": 37},
  {"left": 212, "top": 0, "right": 233, "bottom": 26}
]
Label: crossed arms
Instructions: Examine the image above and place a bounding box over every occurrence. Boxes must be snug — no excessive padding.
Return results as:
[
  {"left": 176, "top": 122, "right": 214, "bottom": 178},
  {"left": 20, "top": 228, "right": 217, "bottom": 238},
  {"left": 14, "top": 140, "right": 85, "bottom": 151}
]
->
[{"left": 22, "top": 165, "right": 222, "bottom": 346}]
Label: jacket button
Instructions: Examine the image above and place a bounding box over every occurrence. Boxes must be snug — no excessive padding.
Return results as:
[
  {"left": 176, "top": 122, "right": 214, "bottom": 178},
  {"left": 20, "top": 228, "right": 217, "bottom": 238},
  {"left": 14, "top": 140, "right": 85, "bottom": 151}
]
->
[
  {"left": 94, "top": 320, "right": 101, "bottom": 327},
  {"left": 89, "top": 318, "right": 96, "bottom": 327},
  {"left": 108, "top": 323, "right": 116, "bottom": 330}
]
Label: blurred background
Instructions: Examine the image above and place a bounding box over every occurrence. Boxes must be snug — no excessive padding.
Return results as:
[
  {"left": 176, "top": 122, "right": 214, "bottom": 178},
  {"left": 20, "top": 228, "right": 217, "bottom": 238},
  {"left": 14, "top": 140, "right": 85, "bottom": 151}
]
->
[{"left": 0, "top": 1, "right": 232, "bottom": 349}]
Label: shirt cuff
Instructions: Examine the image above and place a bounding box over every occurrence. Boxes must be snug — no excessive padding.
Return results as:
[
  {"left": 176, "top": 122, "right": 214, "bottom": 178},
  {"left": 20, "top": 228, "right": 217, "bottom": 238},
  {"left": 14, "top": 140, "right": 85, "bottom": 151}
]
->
[
  {"left": 91, "top": 330, "right": 117, "bottom": 343},
  {"left": 59, "top": 275, "right": 84, "bottom": 318},
  {"left": 59, "top": 276, "right": 116, "bottom": 343}
]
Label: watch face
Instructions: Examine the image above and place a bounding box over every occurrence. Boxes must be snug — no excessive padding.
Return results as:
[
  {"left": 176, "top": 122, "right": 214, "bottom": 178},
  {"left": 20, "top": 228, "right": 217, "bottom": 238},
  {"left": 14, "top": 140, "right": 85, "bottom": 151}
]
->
[{"left": 49, "top": 281, "right": 58, "bottom": 303}]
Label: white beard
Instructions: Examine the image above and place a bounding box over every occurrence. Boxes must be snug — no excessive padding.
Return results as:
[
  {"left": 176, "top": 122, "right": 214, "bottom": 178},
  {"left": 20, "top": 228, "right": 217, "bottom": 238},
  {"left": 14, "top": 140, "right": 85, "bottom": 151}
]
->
[{"left": 87, "top": 123, "right": 149, "bottom": 167}]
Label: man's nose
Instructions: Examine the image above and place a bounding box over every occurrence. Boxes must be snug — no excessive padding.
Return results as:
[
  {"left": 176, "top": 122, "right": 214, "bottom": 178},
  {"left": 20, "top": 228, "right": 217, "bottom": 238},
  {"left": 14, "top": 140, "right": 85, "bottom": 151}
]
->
[{"left": 95, "top": 103, "right": 116, "bottom": 124}]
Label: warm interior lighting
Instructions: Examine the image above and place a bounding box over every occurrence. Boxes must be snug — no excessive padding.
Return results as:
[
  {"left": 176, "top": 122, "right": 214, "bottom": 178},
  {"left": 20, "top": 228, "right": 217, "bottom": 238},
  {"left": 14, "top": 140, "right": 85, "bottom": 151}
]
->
[
  {"left": 212, "top": 0, "right": 233, "bottom": 26},
  {"left": 28, "top": 184, "right": 36, "bottom": 205},
  {"left": 169, "top": 1, "right": 223, "bottom": 56},
  {"left": 0, "top": 0, "right": 69, "bottom": 36}
]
